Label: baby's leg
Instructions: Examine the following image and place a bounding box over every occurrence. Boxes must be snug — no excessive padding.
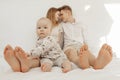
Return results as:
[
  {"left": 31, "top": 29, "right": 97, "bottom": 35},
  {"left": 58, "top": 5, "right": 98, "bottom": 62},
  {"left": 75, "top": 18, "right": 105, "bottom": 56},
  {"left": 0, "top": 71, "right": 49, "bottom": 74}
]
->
[
  {"left": 93, "top": 44, "right": 113, "bottom": 69},
  {"left": 4, "top": 45, "right": 20, "bottom": 72},
  {"left": 79, "top": 44, "right": 90, "bottom": 69},
  {"left": 41, "top": 59, "right": 53, "bottom": 72},
  {"left": 15, "top": 46, "right": 39, "bottom": 72},
  {"left": 62, "top": 60, "right": 72, "bottom": 73}
]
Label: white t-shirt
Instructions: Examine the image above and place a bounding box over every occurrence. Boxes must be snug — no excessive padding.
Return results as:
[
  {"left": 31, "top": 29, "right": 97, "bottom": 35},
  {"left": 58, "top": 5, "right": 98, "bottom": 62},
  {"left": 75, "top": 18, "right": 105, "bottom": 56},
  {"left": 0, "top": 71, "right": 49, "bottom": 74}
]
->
[{"left": 61, "top": 22, "right": 86, "bottom": 49}]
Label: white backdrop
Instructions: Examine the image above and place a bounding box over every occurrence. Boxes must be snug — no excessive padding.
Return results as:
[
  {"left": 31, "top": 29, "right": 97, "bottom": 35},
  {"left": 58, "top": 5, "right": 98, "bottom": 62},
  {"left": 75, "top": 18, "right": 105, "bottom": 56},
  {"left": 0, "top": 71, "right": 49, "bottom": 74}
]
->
[{"left": 0, "top": 0, "right": 120, "bottom": 57}]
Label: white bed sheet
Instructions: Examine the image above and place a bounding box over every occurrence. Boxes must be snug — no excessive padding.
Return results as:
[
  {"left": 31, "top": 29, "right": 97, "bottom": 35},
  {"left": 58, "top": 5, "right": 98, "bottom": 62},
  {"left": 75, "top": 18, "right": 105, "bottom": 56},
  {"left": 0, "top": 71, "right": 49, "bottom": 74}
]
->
[{"left": 0, "top": 54, "right": 120, "bottom": 80}]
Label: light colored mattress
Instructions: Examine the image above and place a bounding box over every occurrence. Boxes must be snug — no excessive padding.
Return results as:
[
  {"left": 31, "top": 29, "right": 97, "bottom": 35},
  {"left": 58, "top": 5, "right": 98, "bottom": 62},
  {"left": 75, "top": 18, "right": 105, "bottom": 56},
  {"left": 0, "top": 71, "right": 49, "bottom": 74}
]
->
[{"left": 0, "top": 54, "right": 120, "bottom": 80}]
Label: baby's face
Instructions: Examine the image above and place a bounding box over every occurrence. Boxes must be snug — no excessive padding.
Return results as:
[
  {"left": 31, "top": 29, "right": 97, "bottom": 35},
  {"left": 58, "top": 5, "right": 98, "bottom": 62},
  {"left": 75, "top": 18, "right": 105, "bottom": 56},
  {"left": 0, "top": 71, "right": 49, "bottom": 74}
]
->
[{"left": 37, "top": 19, "right": 51, "bottom": 39}]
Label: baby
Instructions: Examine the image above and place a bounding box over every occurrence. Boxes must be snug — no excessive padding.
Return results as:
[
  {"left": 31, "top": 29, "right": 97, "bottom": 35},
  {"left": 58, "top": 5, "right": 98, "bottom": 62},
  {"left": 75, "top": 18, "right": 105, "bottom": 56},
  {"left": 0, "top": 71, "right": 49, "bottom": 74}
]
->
[{"left": 30, "top": 17, "right": 72, "bottom": 73}]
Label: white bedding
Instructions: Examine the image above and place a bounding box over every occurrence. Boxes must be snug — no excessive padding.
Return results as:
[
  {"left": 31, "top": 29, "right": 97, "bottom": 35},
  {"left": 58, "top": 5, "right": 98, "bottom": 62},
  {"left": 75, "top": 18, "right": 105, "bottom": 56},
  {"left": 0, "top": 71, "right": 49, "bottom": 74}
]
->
[{"left": 0, "top": 54, "right": 120, "bottom": 80}]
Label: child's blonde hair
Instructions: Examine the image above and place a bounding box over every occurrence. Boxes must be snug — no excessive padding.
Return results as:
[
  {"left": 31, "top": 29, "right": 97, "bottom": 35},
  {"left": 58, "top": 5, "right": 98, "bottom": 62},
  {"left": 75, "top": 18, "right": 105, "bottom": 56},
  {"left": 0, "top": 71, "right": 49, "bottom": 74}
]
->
[{"left": 37, "top": 17, "right": 52, "bottom": 27}]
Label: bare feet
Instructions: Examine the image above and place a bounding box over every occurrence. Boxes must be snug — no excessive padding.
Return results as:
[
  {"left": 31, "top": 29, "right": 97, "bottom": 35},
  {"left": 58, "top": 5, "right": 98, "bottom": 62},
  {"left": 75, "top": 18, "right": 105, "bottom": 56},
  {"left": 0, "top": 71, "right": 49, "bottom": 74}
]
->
[
  {"left": 93, "top": 44, "right": 113, "bottom": 69},
  {"left": 62, "top": 60, "right": 72, "bottom": 73},
  {"left": 41, "top": 62, "right": 52, "bottom": 72},
  {"left": 79, "top": 44, "right": 90, "bottom": 69},
  {"left": 15, "top": 46, "right": 30, "bottom": 72},
  {"left": 4, "top": 45, "right": 20, "bottom": 72}
]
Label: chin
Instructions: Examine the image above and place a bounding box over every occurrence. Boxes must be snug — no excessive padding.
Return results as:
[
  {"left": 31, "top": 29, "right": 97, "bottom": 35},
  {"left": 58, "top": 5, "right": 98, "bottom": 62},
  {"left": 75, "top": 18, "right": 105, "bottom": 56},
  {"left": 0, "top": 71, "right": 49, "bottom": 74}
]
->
[
  {"left": 40, "top": 36, "right": 45, "bottom": 39},
  {"left": 39, "top": 35, "right": 45, "bottom": 38}
]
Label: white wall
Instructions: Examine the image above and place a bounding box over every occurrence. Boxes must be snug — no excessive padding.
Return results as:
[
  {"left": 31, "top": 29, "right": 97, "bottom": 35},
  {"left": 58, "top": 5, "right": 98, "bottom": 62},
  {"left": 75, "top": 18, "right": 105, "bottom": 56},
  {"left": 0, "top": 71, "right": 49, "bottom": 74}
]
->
[{"left": 0, "top": 0, "right": 120, "bottom": 57}]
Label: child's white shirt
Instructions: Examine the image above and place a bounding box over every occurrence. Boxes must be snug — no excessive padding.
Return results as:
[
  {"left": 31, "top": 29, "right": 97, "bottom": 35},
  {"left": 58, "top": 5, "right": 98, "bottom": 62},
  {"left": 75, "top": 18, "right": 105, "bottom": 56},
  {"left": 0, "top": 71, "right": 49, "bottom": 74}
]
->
[{"left": 61, "top": 22, "right": 86, "bottom": 49}]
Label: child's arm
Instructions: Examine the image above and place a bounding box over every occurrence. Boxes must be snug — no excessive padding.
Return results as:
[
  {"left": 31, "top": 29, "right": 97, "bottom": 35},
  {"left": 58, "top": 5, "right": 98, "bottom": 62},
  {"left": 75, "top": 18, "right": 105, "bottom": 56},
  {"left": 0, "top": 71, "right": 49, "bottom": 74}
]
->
[{"left": 31, "top": 36, "right": 56, "bottom": 57}]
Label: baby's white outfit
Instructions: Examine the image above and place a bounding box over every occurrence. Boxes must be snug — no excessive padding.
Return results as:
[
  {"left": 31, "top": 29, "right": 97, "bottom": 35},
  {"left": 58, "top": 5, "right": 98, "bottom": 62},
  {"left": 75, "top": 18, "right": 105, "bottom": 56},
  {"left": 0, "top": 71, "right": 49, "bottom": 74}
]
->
[{"left": 30, "top": 36, "right": 67, "bottom": 67}]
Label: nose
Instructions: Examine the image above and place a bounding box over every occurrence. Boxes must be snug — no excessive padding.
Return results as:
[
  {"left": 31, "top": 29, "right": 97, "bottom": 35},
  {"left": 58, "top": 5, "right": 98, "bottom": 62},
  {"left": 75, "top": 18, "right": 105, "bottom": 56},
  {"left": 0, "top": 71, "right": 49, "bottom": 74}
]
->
[
  {"left": 40, "top": 29, "right": 44, "bottom": 31},
  {"left": 40, "top": 27, "right": 44, "bottom": 30},
  {"left": 39, "top": 28, "right": 44, "bottom": 32}
]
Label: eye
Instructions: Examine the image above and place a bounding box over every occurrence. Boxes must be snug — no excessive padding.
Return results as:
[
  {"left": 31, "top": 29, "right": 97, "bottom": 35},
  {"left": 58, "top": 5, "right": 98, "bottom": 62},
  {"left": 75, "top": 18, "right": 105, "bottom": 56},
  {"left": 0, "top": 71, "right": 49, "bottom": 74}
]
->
[
  {"left": 60, "top": 14, "right": 63, "bottom": 16},
  {"left": 44, "top": 27, "right": 47, "bottom": 29},
  {"left": 37, "top": 27, "right": 41, "bottom": 29}
]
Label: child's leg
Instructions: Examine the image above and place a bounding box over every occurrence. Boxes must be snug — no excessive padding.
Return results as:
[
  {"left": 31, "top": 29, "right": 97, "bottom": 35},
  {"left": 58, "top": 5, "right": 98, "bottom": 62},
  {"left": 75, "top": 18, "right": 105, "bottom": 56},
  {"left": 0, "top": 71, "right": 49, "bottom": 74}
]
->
[
  {"left": 15, "top": 46, "right": 40, "bottom": 72},
  {"left": 41, "top": 59, "right": 53, "bottom": 72},
  {"left": 93, "top": 44, "right": 112, "bottom": 69},
  {"left": 62, "top": 60, "right": 72, "bottom": 73},
  {"left": 4, "top": 45, "right": 20, "bottom": 72},
  {"left": 64, "top": 47, "right": 79, "bottom": 66}
]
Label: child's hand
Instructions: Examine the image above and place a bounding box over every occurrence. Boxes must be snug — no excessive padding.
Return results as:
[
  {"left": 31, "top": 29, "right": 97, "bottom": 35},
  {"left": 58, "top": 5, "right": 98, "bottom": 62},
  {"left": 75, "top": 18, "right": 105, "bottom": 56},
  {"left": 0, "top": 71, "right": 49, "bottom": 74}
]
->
[
  {"left": 30, "top": 49, "right": 39, "bottom": 57},
  {"left": 41, "top": 62, "right": 52, "bottom": 72}
]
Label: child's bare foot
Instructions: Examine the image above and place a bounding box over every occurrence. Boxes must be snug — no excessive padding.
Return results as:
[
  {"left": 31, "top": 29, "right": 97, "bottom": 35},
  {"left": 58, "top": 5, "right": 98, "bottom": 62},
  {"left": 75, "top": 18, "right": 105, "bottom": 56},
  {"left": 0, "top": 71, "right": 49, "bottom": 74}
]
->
[
  {"left": 15, "top": 47, "right": 30, "bottom": 72},
  {"left": 79, "top": 44, "right": 90, "bottom": 69},
  {"left": 41, "top": 62, "right": 52, "bottom": 72},
  {"left": 62, "top": 60, "right": 72, "bottom": 73},
  {"left": 4, "top": 45, "right": 20, "bottom": 72},
  {"left": 93, "top": 44, "right": 113, "bottom": 69}
]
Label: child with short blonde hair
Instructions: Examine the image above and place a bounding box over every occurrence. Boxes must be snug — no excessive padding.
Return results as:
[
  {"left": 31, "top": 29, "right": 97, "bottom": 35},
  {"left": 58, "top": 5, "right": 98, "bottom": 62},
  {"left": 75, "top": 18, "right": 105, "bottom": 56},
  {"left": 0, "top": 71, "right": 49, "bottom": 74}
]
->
[{"left": 30, "top": 17, "right": 71, "bottom": 72}]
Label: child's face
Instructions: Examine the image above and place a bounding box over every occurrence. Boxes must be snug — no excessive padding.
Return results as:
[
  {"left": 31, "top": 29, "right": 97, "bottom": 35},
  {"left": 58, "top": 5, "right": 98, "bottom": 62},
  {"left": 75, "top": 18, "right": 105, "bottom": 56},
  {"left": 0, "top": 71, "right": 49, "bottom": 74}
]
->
[{"left": 37, "top": 19, "right": 51, "bottom": 39}]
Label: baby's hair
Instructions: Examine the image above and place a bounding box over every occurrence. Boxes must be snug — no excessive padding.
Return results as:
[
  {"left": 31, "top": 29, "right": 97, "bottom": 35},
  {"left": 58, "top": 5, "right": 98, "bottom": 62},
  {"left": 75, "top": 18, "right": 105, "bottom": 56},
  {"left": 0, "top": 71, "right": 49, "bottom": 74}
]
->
[{"left": 37, "top": 17, "right": 52, "bottom": 27}]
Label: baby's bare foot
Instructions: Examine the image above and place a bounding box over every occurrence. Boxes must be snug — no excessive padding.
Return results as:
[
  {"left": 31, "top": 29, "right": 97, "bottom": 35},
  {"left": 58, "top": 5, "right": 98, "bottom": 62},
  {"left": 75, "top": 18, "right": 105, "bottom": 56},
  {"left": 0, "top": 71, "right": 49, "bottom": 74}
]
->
[
  {"left": 94, "top": 44, "right": 113, "bottom": 69},
  {"left": 15, "top": 47, "right": 30, "bottom": 72},
  {"left": 4, "top": 45, "right": 20, "bottom": 72},
  {"left": 41, "top": 62, "right": 52, "bottom": 72},
  {"left": 62, "top": 61, "right": 72, "bottom": 73}
]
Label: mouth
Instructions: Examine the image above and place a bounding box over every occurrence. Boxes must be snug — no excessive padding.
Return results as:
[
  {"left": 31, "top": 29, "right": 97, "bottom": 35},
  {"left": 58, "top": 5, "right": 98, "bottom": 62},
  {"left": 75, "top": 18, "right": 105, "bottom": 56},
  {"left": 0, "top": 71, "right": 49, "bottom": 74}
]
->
[{"left": 40, "top": 33, "right": 44, "bottom": 34}]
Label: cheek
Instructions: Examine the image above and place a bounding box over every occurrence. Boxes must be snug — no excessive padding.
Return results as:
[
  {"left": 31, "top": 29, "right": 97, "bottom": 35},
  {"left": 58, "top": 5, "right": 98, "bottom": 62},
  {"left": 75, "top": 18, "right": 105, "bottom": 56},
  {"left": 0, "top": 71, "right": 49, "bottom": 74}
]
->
[
  {"left": 55, "top": 17, "right": 58, "bottom": 21},
  {"left": 36, "top": 30, "right": 40, "bottom": 36},
  {"left": 36, "top": 30, "right": 39, "bottom": 34},
  {"left": 47, "top": 29, "right": 51, "bottom": 34},
  {"left": 62, "top": 15, "right": 65, "bottom": 19},
  {"left": 55, "top": 16, "right": 59, "bottom": 21}
]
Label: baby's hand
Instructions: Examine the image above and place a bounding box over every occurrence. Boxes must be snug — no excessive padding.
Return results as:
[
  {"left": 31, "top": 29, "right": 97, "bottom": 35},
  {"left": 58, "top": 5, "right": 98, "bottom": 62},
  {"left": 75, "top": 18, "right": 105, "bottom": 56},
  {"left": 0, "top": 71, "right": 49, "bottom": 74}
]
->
[
  {"left": 41, "top": 62, "right": 52, "bottom": 72},
  {"left": 30, "top": 49, "right": 40, "bottom": 57}
]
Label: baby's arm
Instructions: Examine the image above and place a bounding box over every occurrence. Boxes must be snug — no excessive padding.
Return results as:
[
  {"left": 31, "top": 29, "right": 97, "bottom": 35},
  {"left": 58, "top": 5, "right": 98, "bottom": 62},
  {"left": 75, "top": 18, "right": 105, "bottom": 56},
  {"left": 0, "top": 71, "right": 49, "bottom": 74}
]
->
[
  {"left": 30, "top": 47, "right": 44, "bottom": 57},
  {"left": 31, "top": 36, "right": 56, "bottom": 57}
]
